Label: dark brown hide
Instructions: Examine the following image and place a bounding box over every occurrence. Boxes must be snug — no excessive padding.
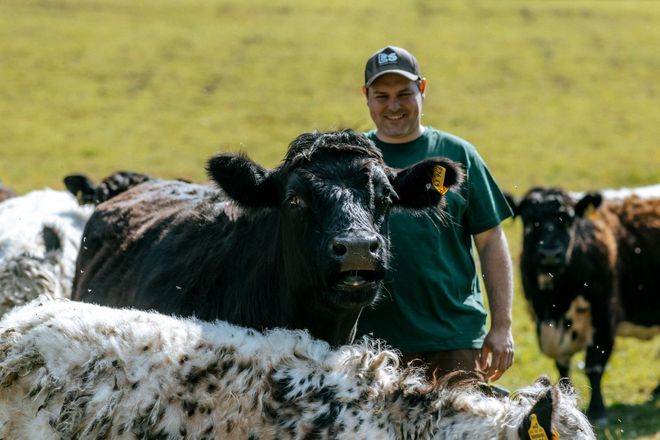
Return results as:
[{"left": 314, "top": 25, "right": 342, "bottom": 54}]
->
[{"left": 512, "top": 187, "right": 660, "bottom": 423}]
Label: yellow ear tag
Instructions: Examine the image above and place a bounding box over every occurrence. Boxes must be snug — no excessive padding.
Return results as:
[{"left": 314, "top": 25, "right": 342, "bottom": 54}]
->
[
  {"left": 432, "top": 165, "right": 448, "bottom": 195},
  {"left": 76, "top": 190, "right": 84, "bottom": 205},
  {"left": 583, "top": 204, "right": 598, "bottom": 220},
  {"left": 527, "top": 413, "right": 558, "bottom": 440}
]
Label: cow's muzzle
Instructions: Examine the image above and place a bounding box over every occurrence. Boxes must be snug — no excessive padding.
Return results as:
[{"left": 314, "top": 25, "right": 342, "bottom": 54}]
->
[
  {"left": 537, "top": 245, "right": 566, "bottom": 268},
  {"left": 329, "top": 232, "right": 384, "bottom": 295}
]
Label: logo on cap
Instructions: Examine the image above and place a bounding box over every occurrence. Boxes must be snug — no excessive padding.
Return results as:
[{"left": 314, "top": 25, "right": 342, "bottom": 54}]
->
[{"left": 378, "top": 52, "right": 398, "bottom": 65}]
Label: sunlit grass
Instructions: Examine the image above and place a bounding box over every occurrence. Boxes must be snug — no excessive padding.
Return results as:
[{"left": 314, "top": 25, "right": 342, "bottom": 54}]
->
[{"left": 1, "top": 1, "right": 658, "bottom": 437}]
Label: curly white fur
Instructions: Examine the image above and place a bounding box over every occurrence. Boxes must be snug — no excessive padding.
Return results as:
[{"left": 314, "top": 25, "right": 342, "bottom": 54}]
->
[
  {"left": 0, "top": 189, "right": 92, "bottom": 316},
  {"left": 0, "top": 299, "right": 595, "bottom": 439}
]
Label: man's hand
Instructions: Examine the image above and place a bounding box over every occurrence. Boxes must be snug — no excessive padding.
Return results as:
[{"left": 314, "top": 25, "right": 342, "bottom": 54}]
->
[{"left": 479, "top": 325, "right": 514, "bottom": 381}]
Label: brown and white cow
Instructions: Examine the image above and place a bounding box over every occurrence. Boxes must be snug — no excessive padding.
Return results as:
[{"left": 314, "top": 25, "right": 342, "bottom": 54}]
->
[
  {"left": 509, "top": 186, "right": 660, "bottom": 424},
  {"left": 0, "top": 298, "right": 596, "bottom": 439},
  {"left": 72, "top": 130, "right": 463, "bottom": 347}
]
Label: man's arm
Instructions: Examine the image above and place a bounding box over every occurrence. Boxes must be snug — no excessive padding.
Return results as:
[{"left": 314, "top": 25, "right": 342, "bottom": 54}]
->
[{"left": 474, "top": 224, "right": 514, "bottom": 381}]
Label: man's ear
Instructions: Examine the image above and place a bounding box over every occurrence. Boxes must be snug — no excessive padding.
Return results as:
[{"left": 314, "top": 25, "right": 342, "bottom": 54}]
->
[
  {"left": 389, "top": 157, "right": 464, "bottom": 209},
  {"left": 419, "top": 78, "right": 427, "bottom": 96},
  {"left": 206, "top": 153, "right": 281, "bottom": 208}
]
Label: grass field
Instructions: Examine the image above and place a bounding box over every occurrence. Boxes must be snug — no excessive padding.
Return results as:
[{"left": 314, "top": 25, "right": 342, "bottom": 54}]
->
[{"left": 1, "top": 0, "right": 659, "bottom": 438}]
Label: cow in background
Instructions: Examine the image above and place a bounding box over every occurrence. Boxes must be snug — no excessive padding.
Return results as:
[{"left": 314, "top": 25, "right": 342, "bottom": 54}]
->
[
  {"left": 73, "top": 130, "right": 464, "bottom": 346},
  {"left": 64, "top": 171, "right": 152, "bottom": 206},
  {"left": 0, "top": 189, "right": 92, "bottom": 316},
  {"left": 509, "top": 186, "right": 660, "bottom": 424}
]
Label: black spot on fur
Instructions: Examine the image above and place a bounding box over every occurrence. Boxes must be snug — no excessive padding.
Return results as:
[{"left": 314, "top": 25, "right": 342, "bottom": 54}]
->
[{"left": 182, "top": 400, "right": 198, "bottom": 417}]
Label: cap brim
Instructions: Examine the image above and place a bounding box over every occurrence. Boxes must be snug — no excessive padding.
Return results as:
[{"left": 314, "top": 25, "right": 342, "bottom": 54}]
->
[{"left": 365, "top": 69, "right": 419, "bottom": 87}]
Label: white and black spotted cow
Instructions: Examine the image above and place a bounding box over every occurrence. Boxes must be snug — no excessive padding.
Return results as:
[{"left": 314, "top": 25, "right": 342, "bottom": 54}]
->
[
  {"left": 0, "top": 189, "right": 92, "bottom": 317},
  {"left": 0, "top": 299, "right": 595, "bottom": 439}
]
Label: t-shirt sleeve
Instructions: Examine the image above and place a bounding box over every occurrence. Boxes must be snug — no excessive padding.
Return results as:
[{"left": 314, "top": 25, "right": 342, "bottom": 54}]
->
[{"left": 464, "top": 146, "right": 513, "bottom": 234}]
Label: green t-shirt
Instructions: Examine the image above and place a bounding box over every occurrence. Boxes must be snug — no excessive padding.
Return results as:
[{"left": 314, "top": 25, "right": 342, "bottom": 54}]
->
[{"left": 356, "top": 127, "right": 512, "bottom": 352}]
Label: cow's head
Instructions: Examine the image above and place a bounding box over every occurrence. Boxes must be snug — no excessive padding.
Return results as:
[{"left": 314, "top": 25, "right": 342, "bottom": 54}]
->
[
  {"left": 512, "top": 187, "right": 602, "bottom": 285},
  {"left": 64, "top": 171, "right": 151, "bottom": 206},
  {"left": 510, "top": 187, "right": 601, "bottom": 361},
  {"left": 207, "top": 130, "right": 463, "bottom": 343}
]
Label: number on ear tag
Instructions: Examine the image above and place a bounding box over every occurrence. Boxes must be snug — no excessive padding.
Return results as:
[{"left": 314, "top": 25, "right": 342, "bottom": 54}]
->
[
  {"left": 527, "top": 413, "right": 557, "bottom": 440},
  {"left": 432, "top": 165, "right": 448, "bottom": 195}
]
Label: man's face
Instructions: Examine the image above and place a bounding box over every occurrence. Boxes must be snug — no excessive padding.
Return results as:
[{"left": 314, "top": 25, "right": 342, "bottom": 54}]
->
[{"left": 366, "top": 73, "right": 424, "bottom": 143}]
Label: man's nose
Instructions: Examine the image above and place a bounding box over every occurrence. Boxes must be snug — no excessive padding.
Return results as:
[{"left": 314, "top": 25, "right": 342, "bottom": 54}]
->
[{"left": 387, "top": 98, "right": 401, "bottom": 111}]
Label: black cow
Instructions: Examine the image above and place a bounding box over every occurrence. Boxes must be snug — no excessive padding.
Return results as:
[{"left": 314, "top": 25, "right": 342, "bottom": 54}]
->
[
  {"left": 72, "top": 130, "right": 464, "bottom": 347},
  {"left": 509, "top": 186, "right": 660, "bottom": 424}
]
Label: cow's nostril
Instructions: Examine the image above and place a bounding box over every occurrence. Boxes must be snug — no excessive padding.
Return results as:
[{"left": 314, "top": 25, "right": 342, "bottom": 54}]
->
[
  {"left": 332, "top": 243, "right": 348, "bottom": 256},
  {"left": 369, "top": 241, "right": 379, "bottom": 253}
]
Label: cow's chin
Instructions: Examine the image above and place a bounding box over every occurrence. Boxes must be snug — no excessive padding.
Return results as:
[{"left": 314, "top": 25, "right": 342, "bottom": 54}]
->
[{"left": 329, "top": 270, "right": 382, "bottom": 308}]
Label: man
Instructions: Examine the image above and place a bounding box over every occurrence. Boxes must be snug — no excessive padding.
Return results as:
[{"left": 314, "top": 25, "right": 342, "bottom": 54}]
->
[{"left": 357, "top": 46, "right": 514, "bottom": 381}]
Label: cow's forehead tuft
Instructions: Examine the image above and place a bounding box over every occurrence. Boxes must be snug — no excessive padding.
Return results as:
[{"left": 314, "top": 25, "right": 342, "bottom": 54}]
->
[
  {"left": 281, "top": 130, "right": 384, "bottom": 171},
  {"left": 525, "top": 188, "right": 573, "bottom": 208}
]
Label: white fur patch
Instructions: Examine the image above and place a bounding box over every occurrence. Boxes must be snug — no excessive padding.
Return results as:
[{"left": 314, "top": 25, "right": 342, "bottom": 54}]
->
[
  {"left": 570, "top": 183, "right": 660, "bottom": 201},
  {"left": 539, "top": 296, "right": 594, "bottom": 364},
  {"left": 0, "top": 189, "right": 92, "bottom": 316}
]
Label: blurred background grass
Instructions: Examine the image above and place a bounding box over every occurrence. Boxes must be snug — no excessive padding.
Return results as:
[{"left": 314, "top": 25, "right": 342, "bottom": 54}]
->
[{"left": 1, "top": 1, "right": 658, "bottom": 438}]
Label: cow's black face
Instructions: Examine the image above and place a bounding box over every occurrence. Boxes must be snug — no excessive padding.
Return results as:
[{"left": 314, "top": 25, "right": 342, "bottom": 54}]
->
[
  {"left": 518, "top": 188, "right": 576, "bottom": 274},
  {"left": 278, "top": 152, "right": 392, "bottom": 309},
  {"left": 207, "top": 129, "right": 464, "bottom": 314}
]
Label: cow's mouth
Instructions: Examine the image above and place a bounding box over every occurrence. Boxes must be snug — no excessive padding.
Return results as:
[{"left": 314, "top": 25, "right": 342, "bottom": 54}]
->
[
  {"left": 332, "top": 270, "right": 382, "bottom": 289},
  {"left": 537, "top": 271, "right": 555, "bottom": 290}
]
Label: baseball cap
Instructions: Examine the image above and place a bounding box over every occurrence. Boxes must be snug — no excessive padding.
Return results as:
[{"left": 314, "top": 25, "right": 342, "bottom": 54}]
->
[{"left": 364, "top": 46, "right": 422, "bottom": 88}]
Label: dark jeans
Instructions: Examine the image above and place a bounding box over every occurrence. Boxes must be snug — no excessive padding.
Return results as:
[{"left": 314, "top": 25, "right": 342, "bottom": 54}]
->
[{"left": 402, "top": 349, "right": 481, "bottom": 380}]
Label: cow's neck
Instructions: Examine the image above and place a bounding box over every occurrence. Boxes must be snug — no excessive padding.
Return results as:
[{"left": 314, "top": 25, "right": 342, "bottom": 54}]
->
[{"left": 291, "top": 302, "right": 363, "bottom": 347}]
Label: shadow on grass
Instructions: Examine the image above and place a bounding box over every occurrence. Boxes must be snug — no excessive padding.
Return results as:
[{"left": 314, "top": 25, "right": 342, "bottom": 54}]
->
[{"left": 594, "top": 394, "right": 660, "bottom": 439}]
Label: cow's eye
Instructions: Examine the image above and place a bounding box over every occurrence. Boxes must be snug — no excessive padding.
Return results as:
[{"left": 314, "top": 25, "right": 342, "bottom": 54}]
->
[
  {"left": 287, "top": 195, "right": 306, "bottom": 210},
  {"left": 557, "top": 212, "right": 572, "bottom": 224},
  {"left": 376, "top": 189, "right": 393, "bottom": 207}
]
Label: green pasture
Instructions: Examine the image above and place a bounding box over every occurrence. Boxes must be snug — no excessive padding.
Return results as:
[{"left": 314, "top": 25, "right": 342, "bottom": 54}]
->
[{"left": 1, "top": 0, "right": 658, "bottom": 438}]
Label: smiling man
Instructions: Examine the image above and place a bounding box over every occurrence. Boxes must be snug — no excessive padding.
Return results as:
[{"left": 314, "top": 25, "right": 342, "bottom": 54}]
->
[{"left": 357, "top": 46, "right": 515, "bottom": 382}]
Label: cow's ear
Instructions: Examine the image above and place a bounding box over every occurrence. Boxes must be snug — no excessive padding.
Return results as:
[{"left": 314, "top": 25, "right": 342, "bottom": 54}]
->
[
  {"left": 575, "top": 192, "right": 602, "bottom": 218},
  {"left": 389, "top": 158, "right": 464, "bottom": 209},
  {"left": 206, "top": 153, "right": 281, "bottom": 207},
  {"left": 63, "top": 174, "right": 96, "bottom": 205},
  {"left": 42, "top": 225, "right": 63, "bottom": 254},
  {"left": 517, "top": 379, "right": 557, "bottom": 440},
  {"left": 94, "top": 171, "right": 151, "bottom": 205}
]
